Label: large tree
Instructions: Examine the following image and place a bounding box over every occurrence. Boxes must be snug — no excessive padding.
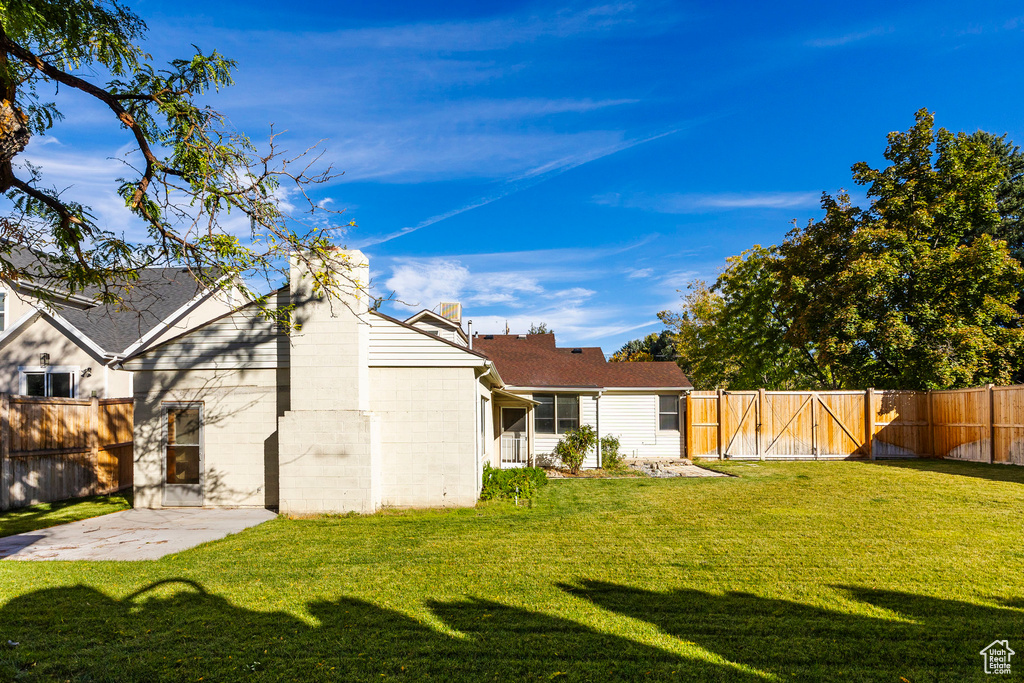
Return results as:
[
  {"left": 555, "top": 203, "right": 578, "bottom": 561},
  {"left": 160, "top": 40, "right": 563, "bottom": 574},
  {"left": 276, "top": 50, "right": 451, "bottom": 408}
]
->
[
  {"left": 609, "top": 330, "right": 677, "bottom": 363},
  {"left": 777, "top": 110, "right": 1024, "bottom": 389},
  {"left": 661, "top": 110, "right": 1024, "bottom": 391},
  {"left": 659, "top": 246, "right": 835, "bottom": 390},
  {"left": 0, "top": 0, "right": 350, "bottom": 314}
]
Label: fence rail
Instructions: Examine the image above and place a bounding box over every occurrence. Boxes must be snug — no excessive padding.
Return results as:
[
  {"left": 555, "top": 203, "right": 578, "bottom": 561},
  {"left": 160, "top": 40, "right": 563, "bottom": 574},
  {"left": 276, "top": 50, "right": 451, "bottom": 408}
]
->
[
  {"left": 1, "top": 395, "right": 134, "bottom": 510},
  {"left": 687, "top": 384, "right": 1024, "bottom": 465}
]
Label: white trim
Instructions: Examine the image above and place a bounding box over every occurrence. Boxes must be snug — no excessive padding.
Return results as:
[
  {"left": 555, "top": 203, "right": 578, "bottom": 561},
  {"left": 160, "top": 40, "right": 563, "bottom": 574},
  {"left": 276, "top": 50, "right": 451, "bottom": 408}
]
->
[
  {"left": 13, "top": 280, "right": 97, "bottom": 307},
  {"left": 39, "top": 308, "right": 110, "bottom": 359},
  {"left": 161, "top": 401, "right": 205, "bottom": 507},
  {"left": 120, "top": 279, "right": 227, "bottom": 357},
  {"left": 657, "top": 394, "right": 681, "bottom": 432},
  {"left": 0, "top": 310, "right": 39, "bottom": 346},
  {"left": 404, "top": 309, "right": 469, "bottom": 342},
  {"left": 501, "top": 386, "right": 603, "bottom": 393},
  {"left": 18, "top": 364, "right": 80, "bottom": 397}
]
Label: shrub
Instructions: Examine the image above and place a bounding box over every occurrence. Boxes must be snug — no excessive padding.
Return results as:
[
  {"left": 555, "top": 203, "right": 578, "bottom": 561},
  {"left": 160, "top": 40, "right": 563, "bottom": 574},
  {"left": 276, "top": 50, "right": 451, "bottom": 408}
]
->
[
  {"left": 480, "top": 464, "right": 548, "bottom": 502},
  {"left": 601, "top": 434, "right": 623, "bottom": 468},
  {"left": 553, "top": 424, "right": 597, "bottom": 475}
]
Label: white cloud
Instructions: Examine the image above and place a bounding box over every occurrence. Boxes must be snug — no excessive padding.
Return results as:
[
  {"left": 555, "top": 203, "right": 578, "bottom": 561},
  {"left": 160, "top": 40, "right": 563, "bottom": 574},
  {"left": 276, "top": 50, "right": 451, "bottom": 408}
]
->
[
  {"left": 248, "top": 3, "right": 667, "bottom": 54},
  {"left": 383, "top": 257, "right": 545, "bottom": 310},
  {"left": 625, "top": 267, "right": 653, "bottom": 278},
  {"left": 805, "top": 26, "right": 892, "bottom": 48},
  {"left": 594, "top": 190, "right": 821, "bottom": 213}
]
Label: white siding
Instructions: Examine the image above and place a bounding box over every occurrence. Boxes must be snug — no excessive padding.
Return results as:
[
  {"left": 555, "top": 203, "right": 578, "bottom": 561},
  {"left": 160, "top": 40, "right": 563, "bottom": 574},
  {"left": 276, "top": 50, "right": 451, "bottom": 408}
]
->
[
  {"left": 530, "top": 392, "right": 601, "bottom": 469},
  {"left": 410, "top": 319, "right": 464, "bottom": 345},
  {"left": 124, "top": 306, "right": 286, "bottom": 371},
  {"left": 369, "top": 314, "right": 482, "bottom": 367},
  {"left": 600, "top": 391, "right": 684, "bottom": 459}
]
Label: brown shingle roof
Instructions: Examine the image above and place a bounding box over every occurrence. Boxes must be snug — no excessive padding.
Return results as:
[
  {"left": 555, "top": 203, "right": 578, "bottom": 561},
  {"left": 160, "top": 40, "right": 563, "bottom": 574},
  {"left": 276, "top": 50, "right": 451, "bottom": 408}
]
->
[{"left": 472, "top": 333, "right": 692, "bottom": 389}]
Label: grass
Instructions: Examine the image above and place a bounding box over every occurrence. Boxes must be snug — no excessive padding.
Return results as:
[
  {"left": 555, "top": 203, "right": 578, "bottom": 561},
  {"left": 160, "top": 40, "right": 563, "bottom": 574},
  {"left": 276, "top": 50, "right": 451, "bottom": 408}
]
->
[
  {"left": 0, "top": 493, "right": 131, "bottom": 539},
  {"left": 1, "top": 460, "right": 1023, "bottom": 681}
]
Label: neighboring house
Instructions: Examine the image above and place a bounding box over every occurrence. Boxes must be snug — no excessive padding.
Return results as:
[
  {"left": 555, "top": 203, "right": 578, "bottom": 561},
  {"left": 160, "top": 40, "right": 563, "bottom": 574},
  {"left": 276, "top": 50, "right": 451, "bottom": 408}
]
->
[
  {"left": 120, "top": 249, "right": 692, "bottom": 513},
  {"left": 471, "top": 333, "right": 691, "bottom": 469},
  {"left": 0, "top": 247, "right": 238, "bottom": 398}
]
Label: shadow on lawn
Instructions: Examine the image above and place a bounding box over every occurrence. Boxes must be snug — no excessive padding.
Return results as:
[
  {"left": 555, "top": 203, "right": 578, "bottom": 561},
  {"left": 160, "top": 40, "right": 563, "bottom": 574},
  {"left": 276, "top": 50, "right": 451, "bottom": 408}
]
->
[
  {"left": 1, "top": 579, "right": 1020, "bottom": 682},
  {"left": 860, "top": 458, "right": 1024, "bottom": 484},
  {"left": 0, "top": 578, "right": 748, "bottom": 682},
  {"left": 560, "top": 580, "right": 1024, "bottom": 681}
]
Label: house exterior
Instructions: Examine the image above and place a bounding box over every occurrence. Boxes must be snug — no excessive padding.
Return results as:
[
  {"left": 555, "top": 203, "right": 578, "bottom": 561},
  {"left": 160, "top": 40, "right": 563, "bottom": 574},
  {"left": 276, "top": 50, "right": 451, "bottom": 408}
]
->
[
  {"left": 123, "top": 251, "right": 501, "bottom": 512},
  {"left": 121, "top": 249, "right": 692, "bottom": 513},
  {"left": 0, "top": 248, "right": 236, "bottom": 398},
  {"left": 471, "top": 333, "right": 691, "bottom": 469}
]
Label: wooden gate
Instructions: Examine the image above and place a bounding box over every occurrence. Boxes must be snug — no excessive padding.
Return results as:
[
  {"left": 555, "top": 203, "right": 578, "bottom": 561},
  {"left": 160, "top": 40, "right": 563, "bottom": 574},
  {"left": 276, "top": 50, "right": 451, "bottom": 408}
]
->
[{"left": 688, "top": 390, "right": 870, "bottom": 460}]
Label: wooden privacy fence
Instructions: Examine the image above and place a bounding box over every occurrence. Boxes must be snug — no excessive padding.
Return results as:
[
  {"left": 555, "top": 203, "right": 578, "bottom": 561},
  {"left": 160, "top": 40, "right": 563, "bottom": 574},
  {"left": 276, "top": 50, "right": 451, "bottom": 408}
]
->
[
  {"left": 0, "top": 395, "right": 134, "bottom": 510},
  {"left": 687, "top": 384, "right": 1024, "bottom": 465}
]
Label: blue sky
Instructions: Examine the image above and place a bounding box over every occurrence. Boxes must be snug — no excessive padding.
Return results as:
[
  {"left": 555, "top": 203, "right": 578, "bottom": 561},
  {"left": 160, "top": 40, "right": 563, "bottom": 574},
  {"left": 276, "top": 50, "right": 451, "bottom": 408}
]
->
[{"left": 22, "top": 0, "right": 1024, "bottom": 352}]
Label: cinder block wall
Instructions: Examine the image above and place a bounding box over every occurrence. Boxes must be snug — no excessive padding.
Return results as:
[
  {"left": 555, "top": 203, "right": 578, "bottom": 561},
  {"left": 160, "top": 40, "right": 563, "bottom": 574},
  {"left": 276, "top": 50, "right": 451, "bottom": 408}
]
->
[
  {"left": 278, "top": 250, "right": 384, "bottom": 514},
  {"left": 133, "top": 368, "right": 281, "bottom": 508},
  {"left": 371, "top": 366, "right": 480, "bottom": 508}
]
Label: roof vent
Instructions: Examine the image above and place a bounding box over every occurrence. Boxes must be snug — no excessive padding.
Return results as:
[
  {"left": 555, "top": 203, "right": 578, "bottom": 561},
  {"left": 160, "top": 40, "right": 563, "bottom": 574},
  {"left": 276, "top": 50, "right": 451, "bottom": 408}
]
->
[
  {"left": 517, "top": 334, "right": 527, "bottom": 340},
  {"left": 571, "top": 348, "right": 583, "bottom": 353},
  {"left": 438, "top": 302, "right": 462, "bottom": 324},
  {"left": 483, "top": 334, "right": 494, "bottom": 340}
]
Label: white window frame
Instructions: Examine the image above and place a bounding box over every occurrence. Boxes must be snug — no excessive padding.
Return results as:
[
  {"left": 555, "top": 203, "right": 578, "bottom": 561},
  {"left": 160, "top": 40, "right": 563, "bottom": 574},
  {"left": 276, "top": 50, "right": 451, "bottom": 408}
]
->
[
  {"left": 533, "top": 393, "right": 580, "bottom": 434},
  {"left": 0, "top": 288, "right": 7, "bottom": 332},
  {"left": 162, "top": 401, "right": 205, "bottom": 489},
  {"left": 658, "top": 394, "right": 681, "bottom": 432},
  {"left": 18, "top": 365, "right": 79, "bottom": 398}
]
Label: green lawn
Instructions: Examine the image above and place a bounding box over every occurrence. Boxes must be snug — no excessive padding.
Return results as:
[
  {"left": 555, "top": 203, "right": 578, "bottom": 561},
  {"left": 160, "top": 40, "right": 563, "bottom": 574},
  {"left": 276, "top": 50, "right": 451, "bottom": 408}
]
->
[
  {"left": 0, "top": 493, "right": 131, "bottom": 539},
  {"left": 1, "top": 460, "right": 1023, "bottom": 682}
]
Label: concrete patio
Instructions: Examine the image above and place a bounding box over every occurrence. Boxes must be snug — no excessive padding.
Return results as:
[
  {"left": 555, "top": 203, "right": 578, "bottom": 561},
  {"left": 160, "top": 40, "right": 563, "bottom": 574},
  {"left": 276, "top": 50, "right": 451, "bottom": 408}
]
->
[{"left": 0, "top": 508, "right": 277, "bottom": 561}]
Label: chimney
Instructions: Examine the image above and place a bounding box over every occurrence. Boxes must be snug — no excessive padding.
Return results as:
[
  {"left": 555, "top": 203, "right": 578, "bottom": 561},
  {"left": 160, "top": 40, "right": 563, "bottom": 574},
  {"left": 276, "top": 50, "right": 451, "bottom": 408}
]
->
[
  {"left": 287, "top": 249, "right": 371, "bottom": 412},
  {"left": 278, "top": 248, "right": 382, "bottom": 515}
]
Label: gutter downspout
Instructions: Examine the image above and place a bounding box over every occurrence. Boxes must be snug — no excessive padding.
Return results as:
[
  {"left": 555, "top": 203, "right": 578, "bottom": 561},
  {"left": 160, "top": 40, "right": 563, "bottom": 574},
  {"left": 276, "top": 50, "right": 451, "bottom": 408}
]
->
[{"left": 596, "top": 390, "right": 603, "bottom": 469}]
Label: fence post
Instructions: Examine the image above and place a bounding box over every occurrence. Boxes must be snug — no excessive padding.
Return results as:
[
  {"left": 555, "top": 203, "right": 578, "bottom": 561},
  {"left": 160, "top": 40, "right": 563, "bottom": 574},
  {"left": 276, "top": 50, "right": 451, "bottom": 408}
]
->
[
  {"left": 757, "top": 388, "right": 765, "bottom": 461},
  {"left": 925, "top": 389, "right": 933, "bottom": 457},
  {"left": 866, "top": 388, "right": 875, "bottom": 460},
  {"left": 89, "top": 396, "right": 100, "bottom": 495},
  {"left": 716, "top": 389, "right": 724, "bottom": 460},
  {"left": 684, "top": 393, "right": 693, "bottom": 461},
  {"left": 811, "top": 392, "right": 819, "bottom": 460},
  {"left": 0, "top": 394, "right": 8, "bottom": 511},
  {"left": 988, "top": 384, "right": 996, "bottom": 464}
]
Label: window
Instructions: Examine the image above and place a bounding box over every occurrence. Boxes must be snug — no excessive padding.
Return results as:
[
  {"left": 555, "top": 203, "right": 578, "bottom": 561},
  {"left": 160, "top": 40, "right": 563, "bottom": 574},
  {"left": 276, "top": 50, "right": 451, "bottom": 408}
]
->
[
  {"left": 166, "top": 405, "right": 202, "bottom": 485},
  {"left": 556, "top": 395, "right": 579, "bottom": 433},
  {"left": 19, "top": 366, "right": 77, "bottom": 398},
  {"left": 659, "top": 395, "right": 680, "bottom": 431},
  {"left": 534, "top": 393, "right": 580, "bottom": 434},
  {"left": 480, "top": 397, "right": 489, "bottom": 442},
  {"left": 0, "top": 290, "right": 6, "bottom": 331}
]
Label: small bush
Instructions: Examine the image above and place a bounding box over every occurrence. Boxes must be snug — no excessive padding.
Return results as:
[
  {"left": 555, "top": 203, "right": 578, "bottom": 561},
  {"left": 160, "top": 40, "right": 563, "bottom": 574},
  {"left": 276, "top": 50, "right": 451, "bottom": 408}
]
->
[
  {"left": 553, "top": 424, "right": 597, "bottom": 475},
  {"left": 601, "top": 435, "right": 623, "bottom": 468},
  {"left": 480, "top": 464, "right": 548, "bottom": 501}
]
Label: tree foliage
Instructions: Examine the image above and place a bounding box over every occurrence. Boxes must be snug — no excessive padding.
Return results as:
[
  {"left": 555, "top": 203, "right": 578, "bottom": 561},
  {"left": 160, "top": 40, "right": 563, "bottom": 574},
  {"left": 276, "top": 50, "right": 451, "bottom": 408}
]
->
[
  {"left": 0, "top": 0, "right": 351, "bottom": 315},
  {"left": 661, "top": 110, "right": 1024, "bottom": 391},
  {"left": 609, "top": 330, "right": 677, "bottom": 363},
  {"left": 528, "top": 322, "right": 553, "bottom": 335}
]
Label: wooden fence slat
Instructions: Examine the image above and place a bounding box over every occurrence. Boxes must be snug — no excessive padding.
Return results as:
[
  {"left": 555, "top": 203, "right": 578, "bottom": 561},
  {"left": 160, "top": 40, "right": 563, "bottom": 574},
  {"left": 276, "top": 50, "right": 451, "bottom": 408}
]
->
[{"left": 2, "top": 394, "right": 135, "bottom": 510}]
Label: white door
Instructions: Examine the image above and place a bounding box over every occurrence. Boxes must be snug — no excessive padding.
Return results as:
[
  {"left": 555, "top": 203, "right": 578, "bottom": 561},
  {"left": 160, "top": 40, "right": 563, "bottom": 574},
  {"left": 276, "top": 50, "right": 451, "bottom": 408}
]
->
[
  {"left": 500, "top": 407, "right": 529, "bottom": 468},
  {"left": 162, "top": 404, "right": 204, "bottom": 507}
]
